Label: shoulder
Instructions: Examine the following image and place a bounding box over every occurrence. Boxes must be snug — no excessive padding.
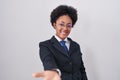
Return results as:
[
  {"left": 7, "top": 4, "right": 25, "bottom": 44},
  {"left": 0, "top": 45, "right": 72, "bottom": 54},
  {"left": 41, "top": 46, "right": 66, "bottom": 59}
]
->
[
  {"left": 68, "top": 37, "right": 82, "bottom": 53},
  {"left": 39, "top": 39, "right": 51, "bottom": 47},
  {"left": 39, "top": 36, "right": 58, "bottom": 46},
  {"left": 39, "top": 36, "right": 55, "bottom": 44},
  {"left": 67, "top": 37, "right": 80, "bottom": 46}
]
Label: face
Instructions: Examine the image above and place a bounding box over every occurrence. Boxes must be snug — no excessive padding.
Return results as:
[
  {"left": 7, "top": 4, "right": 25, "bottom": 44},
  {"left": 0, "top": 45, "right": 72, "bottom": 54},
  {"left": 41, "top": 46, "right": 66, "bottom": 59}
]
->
[{"left": 53, "top": 15, "right": 73, "bottom": 40}]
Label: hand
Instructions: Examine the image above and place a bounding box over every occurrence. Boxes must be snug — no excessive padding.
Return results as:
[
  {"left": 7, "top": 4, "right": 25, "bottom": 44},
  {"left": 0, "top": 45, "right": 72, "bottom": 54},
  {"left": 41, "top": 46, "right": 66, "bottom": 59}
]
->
[{"left": 32, "top": 70, "right": 61, "bottom": 80}]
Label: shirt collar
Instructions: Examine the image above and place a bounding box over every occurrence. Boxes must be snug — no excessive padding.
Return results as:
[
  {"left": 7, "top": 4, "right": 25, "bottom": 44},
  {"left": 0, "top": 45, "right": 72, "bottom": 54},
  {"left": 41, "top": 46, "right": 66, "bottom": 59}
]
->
[{"left": 54, "top": 35, "right": 68, "bottom": 42}]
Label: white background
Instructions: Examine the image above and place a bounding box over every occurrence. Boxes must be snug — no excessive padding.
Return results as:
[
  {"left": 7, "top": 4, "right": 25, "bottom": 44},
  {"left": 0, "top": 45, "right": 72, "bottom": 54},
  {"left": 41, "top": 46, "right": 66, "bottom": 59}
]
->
[{"left": 0, "top": 0, "right": 120, "bottom": 80}]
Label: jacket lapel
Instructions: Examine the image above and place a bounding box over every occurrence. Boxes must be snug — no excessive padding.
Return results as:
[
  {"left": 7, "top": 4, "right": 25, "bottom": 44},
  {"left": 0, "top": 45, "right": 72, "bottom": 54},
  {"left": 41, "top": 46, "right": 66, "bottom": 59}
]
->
[
  {"left": 67, "top": 38, "right": 76, "bottom": 55},
  {"left": 50, "top": 36, "right": 69, "bottom": 57}
]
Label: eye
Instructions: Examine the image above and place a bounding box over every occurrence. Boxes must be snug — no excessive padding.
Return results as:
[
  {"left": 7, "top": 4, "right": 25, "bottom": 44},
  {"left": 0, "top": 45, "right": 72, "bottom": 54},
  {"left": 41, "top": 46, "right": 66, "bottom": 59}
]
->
[
  {"left": 59, "top": 23, "right": 64, "bottom": 27},
  {"left": 67, "top": 24, "right": 72, "bottom": 28}
]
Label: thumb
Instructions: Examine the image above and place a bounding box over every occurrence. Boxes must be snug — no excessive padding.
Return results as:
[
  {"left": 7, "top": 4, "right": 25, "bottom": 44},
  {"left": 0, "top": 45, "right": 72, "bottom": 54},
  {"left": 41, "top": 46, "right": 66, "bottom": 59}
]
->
[{"left": 32, "top": 72, "right": 44, "bottom": 78}]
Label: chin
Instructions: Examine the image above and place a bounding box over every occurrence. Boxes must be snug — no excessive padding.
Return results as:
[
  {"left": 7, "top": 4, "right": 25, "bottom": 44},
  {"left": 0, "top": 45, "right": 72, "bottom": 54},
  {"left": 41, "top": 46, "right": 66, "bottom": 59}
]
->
[
  {"left": 59, "top": 34, "right": 68, "bottom": 39},
  {"left": 61, "top": 36, "right": 67, "bottom": 39}
]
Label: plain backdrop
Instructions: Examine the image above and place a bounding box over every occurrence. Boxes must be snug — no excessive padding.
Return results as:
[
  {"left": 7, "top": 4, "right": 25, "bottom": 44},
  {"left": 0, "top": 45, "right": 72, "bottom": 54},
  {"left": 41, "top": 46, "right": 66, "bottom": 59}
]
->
[{"left": 0, "top": 0, "right": 120, "bottom": 80}]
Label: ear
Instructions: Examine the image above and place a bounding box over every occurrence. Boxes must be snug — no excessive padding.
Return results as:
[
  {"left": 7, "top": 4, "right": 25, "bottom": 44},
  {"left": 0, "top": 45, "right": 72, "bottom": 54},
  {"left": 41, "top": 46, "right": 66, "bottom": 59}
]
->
[{"left": 53, "top": 23, "right": 56, "bottom": 29}]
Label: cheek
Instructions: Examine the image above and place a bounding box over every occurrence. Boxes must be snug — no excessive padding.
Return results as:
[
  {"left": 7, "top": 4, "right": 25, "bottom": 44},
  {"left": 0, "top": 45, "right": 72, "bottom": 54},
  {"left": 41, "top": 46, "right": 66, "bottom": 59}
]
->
[
  {"left": 67, "top": 30, "right": 71, "bottom": 34},
  {"left": 68, "top": 30, "right": 71, "bottom": 33},
  {"left": 56, "top": 28, "right": 61, "bottom": 32},
  {"left": 55, "top": 28, "right": 61, "bottom": 34}
]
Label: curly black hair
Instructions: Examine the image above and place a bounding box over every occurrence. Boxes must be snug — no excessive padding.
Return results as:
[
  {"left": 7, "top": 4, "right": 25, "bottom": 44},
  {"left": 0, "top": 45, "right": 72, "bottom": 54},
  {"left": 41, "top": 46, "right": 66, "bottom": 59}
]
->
[{"left": 50, "top": 5, "right": 78, "bottom": 27}]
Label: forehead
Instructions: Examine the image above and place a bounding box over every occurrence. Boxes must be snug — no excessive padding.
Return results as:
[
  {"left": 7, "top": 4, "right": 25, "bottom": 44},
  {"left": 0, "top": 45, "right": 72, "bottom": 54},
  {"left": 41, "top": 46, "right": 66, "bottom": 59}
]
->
[{"left": 56, "top": 15, "right": 72, "bottom": 23}]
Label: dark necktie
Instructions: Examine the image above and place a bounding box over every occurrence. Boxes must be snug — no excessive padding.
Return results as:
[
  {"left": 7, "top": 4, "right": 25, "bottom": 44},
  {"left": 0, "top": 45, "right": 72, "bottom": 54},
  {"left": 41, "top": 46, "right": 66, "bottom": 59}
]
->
[{"left": 60, "top": 40, "right": 68, "bottom": 53}]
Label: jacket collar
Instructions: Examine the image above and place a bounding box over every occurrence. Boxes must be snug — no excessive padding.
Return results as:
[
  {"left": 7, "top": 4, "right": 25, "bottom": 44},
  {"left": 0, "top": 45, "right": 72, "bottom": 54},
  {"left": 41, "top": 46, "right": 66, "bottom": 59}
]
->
[{"left": 50, "top": 36, "right": 76, "bottom": 57}]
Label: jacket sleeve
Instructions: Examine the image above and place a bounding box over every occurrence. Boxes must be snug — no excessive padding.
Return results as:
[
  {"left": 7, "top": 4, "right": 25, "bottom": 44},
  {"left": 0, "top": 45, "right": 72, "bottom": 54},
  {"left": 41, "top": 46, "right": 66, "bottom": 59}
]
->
[
  {"left": 39, "top": 42, "right": 58, "bottom": 70},
  {"left": 80, "top": 57, "right": 88, "bottom": 80},
  {"left": 78, "top": 45, "right": 88, "bottom": 80}
]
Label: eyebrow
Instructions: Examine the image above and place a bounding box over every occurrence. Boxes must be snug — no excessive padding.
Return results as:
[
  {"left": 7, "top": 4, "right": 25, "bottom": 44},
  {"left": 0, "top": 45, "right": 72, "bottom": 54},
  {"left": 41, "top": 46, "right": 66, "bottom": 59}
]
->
[{"left": 60, "top": 21, "right": 72, "bottom": 24}]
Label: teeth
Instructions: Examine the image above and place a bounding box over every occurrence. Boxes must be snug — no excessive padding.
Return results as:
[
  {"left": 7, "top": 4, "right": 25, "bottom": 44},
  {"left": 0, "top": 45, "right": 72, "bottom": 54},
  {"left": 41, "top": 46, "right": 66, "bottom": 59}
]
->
[{"left": 61, "top": 32, "right": 67, "bottom": 35}]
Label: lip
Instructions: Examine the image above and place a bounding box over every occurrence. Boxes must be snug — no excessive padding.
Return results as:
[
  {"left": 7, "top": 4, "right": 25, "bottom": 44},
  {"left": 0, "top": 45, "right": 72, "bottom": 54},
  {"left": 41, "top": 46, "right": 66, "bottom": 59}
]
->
[{"left": 61, "top": 31, "right": 68, "bottom": 35}]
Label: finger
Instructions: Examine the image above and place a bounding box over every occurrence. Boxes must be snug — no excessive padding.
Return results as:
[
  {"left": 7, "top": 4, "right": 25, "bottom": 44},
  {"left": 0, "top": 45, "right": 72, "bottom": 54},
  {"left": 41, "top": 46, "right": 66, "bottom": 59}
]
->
[{"left": 32, "top": 72, "right": 44, "bottom": 78}]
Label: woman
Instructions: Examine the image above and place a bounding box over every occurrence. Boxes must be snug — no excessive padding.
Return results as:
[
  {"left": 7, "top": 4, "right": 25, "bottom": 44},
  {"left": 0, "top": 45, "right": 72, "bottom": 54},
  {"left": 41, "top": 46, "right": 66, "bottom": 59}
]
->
[{"left": 33, "top": 5, "right": 88, "bottom": 80}]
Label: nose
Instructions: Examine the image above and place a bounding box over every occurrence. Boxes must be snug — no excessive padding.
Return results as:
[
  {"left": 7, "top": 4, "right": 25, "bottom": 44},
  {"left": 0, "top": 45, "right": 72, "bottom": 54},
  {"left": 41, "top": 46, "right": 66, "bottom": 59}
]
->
[{"left": 63, "top": 26, "right": 68, "bottom": 30}]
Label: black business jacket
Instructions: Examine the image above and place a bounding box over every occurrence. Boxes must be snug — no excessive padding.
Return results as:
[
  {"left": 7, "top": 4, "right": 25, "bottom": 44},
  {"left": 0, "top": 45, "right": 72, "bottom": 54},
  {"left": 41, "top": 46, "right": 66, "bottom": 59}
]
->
[{"left": 39, "top": 36, "right": 88, "bottom": 80}]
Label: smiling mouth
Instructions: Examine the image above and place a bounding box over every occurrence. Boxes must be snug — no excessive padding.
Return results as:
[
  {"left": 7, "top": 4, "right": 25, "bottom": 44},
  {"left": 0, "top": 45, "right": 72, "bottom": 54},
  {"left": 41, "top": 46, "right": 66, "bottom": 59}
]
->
[{"left": 61, "top": 31, "right": 68, "bottom": 35}]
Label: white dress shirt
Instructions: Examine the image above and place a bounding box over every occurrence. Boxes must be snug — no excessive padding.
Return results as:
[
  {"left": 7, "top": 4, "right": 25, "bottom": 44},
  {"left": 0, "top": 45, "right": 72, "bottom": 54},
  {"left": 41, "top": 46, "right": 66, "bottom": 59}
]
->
[{"left": 54, "top": 35, "right": 70, "bottom": 50}]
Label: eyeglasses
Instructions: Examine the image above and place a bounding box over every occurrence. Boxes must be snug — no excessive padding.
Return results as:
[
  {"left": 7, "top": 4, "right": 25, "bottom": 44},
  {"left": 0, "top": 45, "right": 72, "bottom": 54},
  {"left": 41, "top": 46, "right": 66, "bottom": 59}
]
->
[{"left": 58, "top": 23, "right": 73, "bottom": 29}]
